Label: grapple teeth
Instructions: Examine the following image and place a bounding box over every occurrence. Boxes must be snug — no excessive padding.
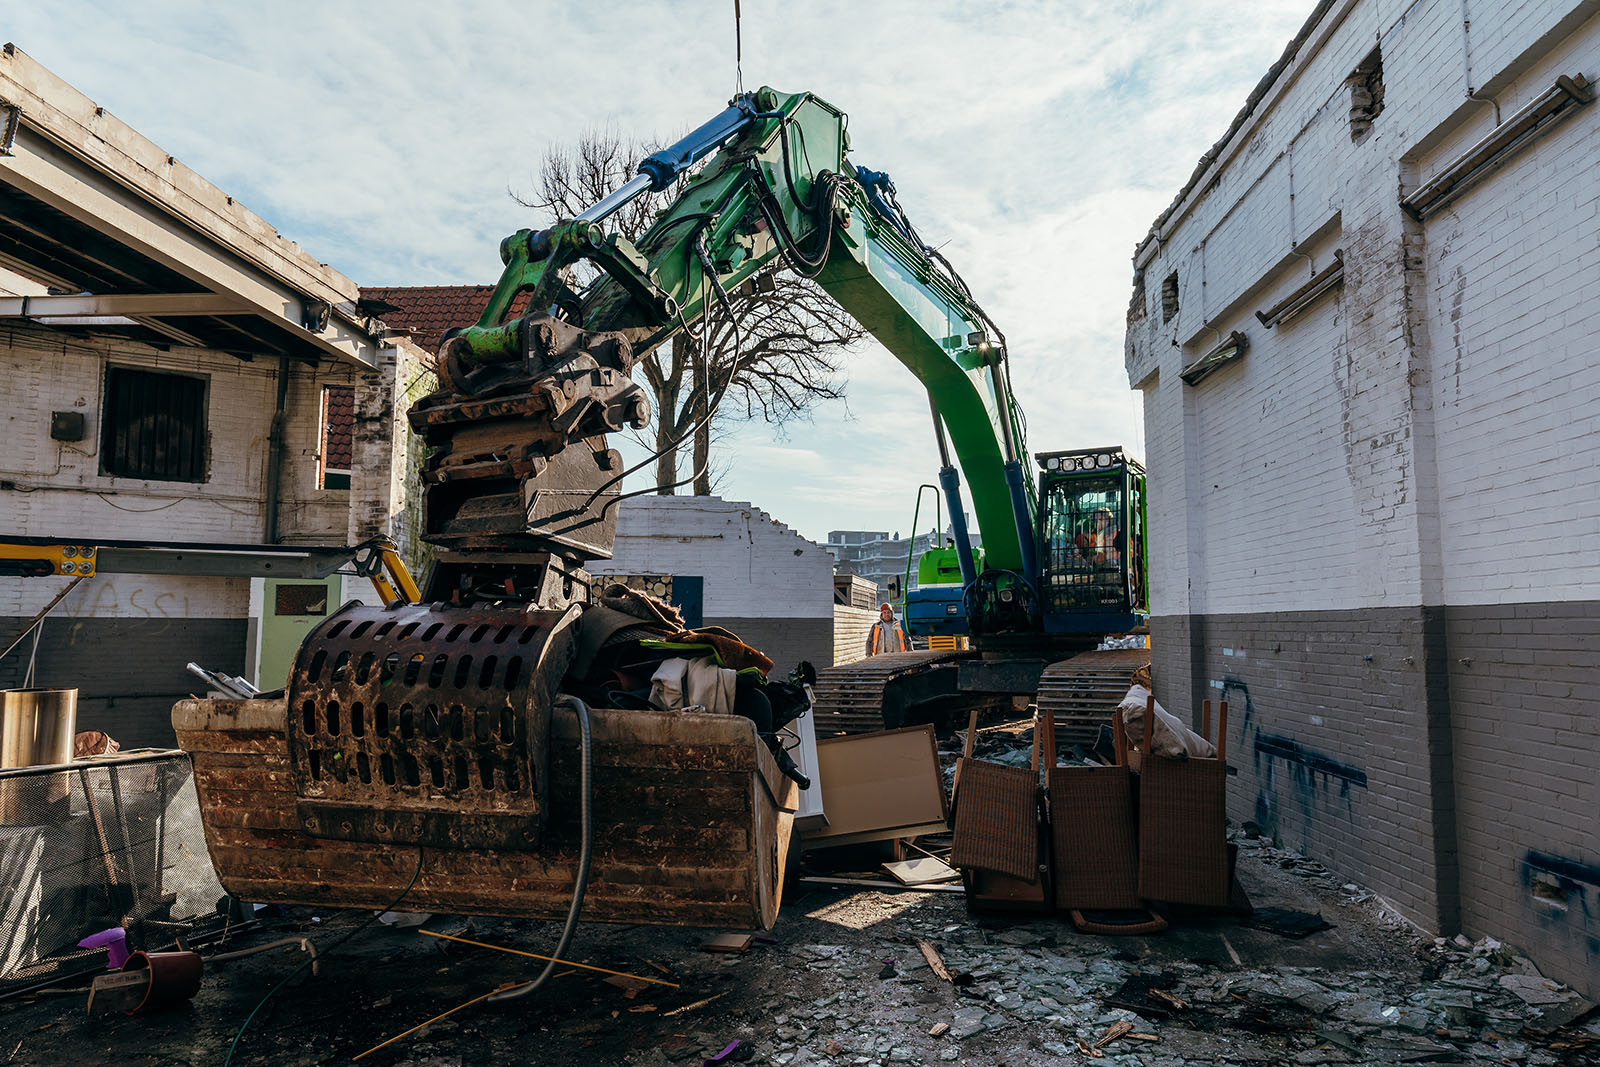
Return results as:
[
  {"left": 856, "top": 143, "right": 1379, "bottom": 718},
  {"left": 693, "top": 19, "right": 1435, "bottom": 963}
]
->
[{"left": 285, "top": 602, "right": 579, "bottom": 850}]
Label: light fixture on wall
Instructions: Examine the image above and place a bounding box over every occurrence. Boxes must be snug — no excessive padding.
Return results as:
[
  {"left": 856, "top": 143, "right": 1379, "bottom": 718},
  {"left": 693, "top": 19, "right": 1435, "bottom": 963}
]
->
[
  {"left": 1256, "top": 250, "right": 1344, "bottom": 329},
  {"left": 1402, "top": 74, "right": 1592, "bottom": 221},
  {"left": 1181, "top": 330, "right": 1247, "bottom": 386}
]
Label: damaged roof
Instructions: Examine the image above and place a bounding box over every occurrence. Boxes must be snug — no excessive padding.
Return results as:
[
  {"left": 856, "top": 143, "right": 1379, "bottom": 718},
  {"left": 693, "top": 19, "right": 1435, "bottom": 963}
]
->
[
  {"left": 359, "top": 285, "right": 531, "bottom": 354},
  {"left": 0, "top": 44, "right": 390, "bottom": 366}
]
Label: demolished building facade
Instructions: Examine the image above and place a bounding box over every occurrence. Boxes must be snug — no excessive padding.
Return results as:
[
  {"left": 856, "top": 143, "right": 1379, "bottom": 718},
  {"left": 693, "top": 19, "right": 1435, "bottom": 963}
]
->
[{"left": 0, "top": 46, "right": 433, "bottom": 746}]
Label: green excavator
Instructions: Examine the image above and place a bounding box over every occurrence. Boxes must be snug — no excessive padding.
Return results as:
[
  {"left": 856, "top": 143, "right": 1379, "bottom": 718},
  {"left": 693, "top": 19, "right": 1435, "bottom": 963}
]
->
[
  {"left": 177, "top": 87, "right": 1147, "bottom": 934},
  {"left": 413, "top": 85, "right": 1148, "bottom": 732}
]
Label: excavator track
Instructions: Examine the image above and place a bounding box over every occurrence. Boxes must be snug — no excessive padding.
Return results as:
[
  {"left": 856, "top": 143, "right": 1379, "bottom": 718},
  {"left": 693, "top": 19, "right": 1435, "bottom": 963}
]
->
[
  {"left": 1035, "top": 648, "right": 1150, "bottom": 751},
  {"left": 811, "top": 650, "right": 968, "bottom": 736}
]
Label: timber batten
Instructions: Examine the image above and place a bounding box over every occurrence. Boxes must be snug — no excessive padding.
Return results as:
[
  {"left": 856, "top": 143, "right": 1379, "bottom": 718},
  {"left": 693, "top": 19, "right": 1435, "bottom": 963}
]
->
[{"left": 174, "top": 697, "right": 799, "bottom": 929}]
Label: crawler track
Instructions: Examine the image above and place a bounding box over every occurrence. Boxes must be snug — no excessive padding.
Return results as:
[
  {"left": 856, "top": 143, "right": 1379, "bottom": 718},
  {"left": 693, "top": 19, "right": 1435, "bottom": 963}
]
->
[
  {"left": 811, "top": 651, "right": 967, "bottom": 735},
  {"left": 1035, "top": 648, "right": 1150, "bottom": 751}
]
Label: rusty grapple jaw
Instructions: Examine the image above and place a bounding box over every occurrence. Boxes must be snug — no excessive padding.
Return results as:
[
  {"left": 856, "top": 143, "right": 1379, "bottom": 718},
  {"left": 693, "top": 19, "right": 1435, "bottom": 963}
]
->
[{"left": 286, "top": 602, "right": 581, "bottom": 852}]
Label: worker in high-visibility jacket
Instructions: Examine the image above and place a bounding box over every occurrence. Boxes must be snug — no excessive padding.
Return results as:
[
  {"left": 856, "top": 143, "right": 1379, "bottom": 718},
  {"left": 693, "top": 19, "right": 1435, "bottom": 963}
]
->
[{"left": 866, "top": 603, "right": 908, "bottom": 656}]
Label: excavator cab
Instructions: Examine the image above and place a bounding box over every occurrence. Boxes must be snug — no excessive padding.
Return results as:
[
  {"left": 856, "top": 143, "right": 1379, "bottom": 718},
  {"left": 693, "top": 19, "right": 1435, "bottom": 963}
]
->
[{"left": 1036, "top": 447, "right": 1147, "bottom": 634}]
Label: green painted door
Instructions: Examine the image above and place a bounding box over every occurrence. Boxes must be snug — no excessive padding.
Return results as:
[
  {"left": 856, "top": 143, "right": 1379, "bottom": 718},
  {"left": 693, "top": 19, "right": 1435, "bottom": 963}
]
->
[{"left": 259, "top": 576, "right": 341, "bottom": 691}]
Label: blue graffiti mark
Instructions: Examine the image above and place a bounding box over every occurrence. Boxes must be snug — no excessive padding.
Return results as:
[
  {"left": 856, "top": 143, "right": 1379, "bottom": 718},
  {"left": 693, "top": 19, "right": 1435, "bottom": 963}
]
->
[
  {"left": 1252, "top": 732, "right": 1367, "bottom": 855},
  {"left": 1254, "top": 734, "right": 1369, "bottom": 791},
  {"left": 1522, "top": 852, "right": 1600, "bottom": 956},
  {"left": 1223, "top": 674, "right": 1364, "bottom": 854},
  {"left": 1220, "top": 676, "right": 1256, "bottom": 737}
]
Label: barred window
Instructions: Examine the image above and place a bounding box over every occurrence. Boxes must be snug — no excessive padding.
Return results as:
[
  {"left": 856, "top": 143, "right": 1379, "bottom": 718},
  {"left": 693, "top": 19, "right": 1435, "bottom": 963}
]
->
[{"left": 100, "top": 366, "right": 208, "bottom": 482}]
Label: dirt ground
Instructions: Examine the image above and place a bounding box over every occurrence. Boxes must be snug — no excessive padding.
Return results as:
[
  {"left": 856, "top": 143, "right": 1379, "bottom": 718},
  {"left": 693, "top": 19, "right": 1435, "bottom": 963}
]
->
[{"left": 3, "top": 727, "right": 1597, "bottom": 1066}]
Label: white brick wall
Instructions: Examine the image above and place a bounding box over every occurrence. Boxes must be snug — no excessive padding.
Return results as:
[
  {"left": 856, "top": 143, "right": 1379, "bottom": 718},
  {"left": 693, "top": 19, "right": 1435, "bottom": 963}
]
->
[
  {"left": 590, "top": 496, "right": 834, "bottom": 620},
  {"left": 1128, "top": 0, "right": 1600, "bottom": 614},
  {"left": 0, "top": 325, "right": 420, "bottom": 619},
  {"left": 1125, "top": 0, "right": 1600, "bottom": 996}
]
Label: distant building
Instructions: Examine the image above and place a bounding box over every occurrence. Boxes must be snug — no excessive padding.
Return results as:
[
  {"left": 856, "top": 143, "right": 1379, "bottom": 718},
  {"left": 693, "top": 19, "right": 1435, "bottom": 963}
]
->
[
  {"left": 1125, "top": 0, "right": 1600, "bottom": 998},
  {"left": 825, "top": 525, "right": 977, "bottom": 601}
]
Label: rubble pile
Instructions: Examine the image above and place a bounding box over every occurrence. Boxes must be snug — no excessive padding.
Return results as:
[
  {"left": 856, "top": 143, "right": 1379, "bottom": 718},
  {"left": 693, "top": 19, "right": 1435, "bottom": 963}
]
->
[
  {"left": 628, "top": 914, "right": 1597, "bottom": 1067},
  {"left": 605, "top": 828, "right": 1597, "bottom": 1067}
]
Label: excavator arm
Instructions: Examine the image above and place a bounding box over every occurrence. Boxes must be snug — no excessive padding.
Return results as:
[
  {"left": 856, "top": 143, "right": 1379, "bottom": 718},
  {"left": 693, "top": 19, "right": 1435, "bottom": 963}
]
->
[{"left": 412, "top": 87, "right": 1037, "bottom": 604}]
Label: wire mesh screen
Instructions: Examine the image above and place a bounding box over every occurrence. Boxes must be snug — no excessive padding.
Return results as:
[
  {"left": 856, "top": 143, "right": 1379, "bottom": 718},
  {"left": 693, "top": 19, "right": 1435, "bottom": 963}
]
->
[
  {"left": 1040, "top": 476, "right": 1128, "bottom": 615},
  {"left": 0, "top": 751, "right": 224, "bottom": 994}
]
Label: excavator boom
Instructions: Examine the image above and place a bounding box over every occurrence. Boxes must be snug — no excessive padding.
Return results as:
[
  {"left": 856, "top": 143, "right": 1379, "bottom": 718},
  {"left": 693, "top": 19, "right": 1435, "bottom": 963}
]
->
[{"left": 418, "top": 87, "right": 1036, "bottom": 598}]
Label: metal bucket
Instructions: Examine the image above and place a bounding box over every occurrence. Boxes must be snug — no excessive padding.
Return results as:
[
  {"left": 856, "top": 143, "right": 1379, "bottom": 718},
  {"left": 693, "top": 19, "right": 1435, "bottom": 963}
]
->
[{"left": 0, "top": 688, "right": 78, "bottom": 820}]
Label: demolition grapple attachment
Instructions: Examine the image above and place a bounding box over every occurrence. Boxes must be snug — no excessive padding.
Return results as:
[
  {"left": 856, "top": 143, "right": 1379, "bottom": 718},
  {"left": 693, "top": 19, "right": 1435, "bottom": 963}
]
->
[{"left": 286, "top": 602, "right": 579, "bottom": 850}]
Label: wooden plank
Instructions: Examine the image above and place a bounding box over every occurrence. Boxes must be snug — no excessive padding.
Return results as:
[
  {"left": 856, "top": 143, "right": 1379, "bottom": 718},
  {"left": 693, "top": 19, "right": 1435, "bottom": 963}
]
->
[{"left": 804, "top": 725, "right": 945, "bottom": 842}]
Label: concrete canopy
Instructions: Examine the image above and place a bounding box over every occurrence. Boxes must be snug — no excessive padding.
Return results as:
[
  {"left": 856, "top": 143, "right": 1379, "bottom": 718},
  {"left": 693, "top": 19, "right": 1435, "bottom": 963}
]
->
[{"left": 0, "top": 43, "right": 388, "bottom": 367}]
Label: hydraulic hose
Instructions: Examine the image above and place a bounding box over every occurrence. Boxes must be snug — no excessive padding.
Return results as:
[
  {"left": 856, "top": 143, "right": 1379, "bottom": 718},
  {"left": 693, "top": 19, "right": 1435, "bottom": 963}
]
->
[{"left": 487, "top": 694, "right": 593, "bottom": 1003}]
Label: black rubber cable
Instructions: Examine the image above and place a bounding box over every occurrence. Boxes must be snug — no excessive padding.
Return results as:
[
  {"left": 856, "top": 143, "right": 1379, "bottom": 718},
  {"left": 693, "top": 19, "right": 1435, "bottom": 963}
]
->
[{"left": 486, "top": 694, "right": 592, "bottom": 1003}]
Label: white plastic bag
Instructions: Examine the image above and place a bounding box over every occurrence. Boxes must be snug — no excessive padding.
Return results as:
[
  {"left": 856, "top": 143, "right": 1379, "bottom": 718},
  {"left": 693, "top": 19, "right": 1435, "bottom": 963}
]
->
[{"left": 1117, "top": 684, "right": 1215, "bottom": 759}]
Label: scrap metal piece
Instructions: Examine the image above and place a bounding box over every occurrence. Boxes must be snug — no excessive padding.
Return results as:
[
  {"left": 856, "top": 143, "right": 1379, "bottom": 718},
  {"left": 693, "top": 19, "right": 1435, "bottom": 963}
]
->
[{"left": 286, "top": 601, "right": 579, "bottom": 850}]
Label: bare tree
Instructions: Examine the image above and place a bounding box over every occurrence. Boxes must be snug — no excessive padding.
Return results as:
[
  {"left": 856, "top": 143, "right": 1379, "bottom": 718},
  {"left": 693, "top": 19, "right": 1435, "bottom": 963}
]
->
[{"left": 517, "top": 131, "right": 862, "bottom": 494}]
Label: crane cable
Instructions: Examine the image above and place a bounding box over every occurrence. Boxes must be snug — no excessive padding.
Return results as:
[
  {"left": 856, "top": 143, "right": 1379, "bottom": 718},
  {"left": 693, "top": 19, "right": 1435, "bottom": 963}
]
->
[{"left": 733, "top": 0, "right": 743, "bottom": 95}]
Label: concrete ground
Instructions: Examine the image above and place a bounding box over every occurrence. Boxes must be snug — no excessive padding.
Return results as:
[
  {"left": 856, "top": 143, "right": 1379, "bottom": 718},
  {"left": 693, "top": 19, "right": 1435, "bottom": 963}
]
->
[{"left": 3, "top": 727, "right": 1596, "bottom": 1065}]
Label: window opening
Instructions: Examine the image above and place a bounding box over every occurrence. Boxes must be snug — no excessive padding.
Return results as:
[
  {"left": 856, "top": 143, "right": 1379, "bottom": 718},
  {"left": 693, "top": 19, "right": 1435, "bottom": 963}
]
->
[
  {"left": 275, "top": 584, "right": 331, "bottom": 617},
  {"left": 1040, "top": 476, "right": 1126, "bottom": 615},
  {"left": 1160, "top": 272, "right": 1179, "bottom": 322},
  {"left": 1348, "top": 47, "right": 1384, "bottom": 142},
  {"left": 100, "top": 366, "right": 207, "bottom": 482},
  {"left": 319, "top": 385, "right": 354, "bottom": 490}
]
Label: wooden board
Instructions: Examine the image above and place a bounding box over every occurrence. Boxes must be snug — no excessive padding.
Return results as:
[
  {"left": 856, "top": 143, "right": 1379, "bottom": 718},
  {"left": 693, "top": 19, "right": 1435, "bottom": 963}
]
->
[
  {"left": 801, "top": 725, "right": 945, "bottom": 845},
  {"left": 173, "top": 698, "right": 798, "bottom": 930},
  {"left": 883, "top": 856, "right": 959, "bottom": 885}
]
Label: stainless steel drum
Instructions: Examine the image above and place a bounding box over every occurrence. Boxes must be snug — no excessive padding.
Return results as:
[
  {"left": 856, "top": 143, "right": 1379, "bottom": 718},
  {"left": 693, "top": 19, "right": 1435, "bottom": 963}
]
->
[{"left": 0, "top": 687, "right": 78, "bottom": 820}]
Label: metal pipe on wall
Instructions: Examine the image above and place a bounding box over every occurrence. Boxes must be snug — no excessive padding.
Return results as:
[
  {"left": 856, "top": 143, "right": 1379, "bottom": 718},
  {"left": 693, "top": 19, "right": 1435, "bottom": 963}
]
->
[{"left": 263, "top": 354, "right": 291, "bottom": 543}]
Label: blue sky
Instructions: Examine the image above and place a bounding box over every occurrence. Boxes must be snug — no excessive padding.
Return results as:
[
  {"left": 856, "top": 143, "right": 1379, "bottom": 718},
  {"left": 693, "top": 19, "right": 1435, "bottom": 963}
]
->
[{"left": 5, "top": 1, "right": 1312, "bottom": 544}]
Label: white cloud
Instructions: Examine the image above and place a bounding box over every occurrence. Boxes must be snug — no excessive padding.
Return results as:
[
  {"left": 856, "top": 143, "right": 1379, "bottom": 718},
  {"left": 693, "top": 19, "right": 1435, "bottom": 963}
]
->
[{"left": 7, "top": 0, "right": 1312, "bottom": 542}]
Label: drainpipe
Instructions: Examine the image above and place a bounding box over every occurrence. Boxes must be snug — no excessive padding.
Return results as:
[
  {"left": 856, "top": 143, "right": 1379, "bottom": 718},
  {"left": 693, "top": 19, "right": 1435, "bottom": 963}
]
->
[{"left": 263, "top": 354, "right": 291, "bottom": 544}]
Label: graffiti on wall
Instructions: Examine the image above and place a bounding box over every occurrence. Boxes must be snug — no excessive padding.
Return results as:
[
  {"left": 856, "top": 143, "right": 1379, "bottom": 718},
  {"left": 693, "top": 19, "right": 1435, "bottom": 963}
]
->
[
  {"left": 1522, "top": 852, "right": 1600, "bottom": 958},
  {"left": 1221, "top": 675, "right": 1369, "bottom": 854}
]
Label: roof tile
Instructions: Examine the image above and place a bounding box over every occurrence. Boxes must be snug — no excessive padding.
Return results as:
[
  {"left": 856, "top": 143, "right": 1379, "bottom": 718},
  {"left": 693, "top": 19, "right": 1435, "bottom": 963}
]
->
[{"left": 359, "top": 285, "right": 532, "bottom": 354}]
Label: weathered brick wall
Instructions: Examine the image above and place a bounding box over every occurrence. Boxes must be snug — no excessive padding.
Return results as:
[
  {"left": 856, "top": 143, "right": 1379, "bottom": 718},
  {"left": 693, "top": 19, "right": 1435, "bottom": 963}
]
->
[
  {"left": 1444, "top": 604, "right": 1600, "bottom": 998},
  {"left": 1152, "top": 607, "right": 1458, "bottom": 932},
  {"left": 1129, "top": 0, "right": 1600, "bottom": 996},
  {"left": 0, "top": 326, "right": 419, "bottom": 747},
  {"left": 0, "top": 325, "right": 367, "bottom": 547}
]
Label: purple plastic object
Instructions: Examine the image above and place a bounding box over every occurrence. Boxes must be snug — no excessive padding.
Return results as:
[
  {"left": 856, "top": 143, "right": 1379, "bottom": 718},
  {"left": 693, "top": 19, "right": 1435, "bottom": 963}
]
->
[
  {"left": 702, "top": 1041, "right": 742, "bottom": 1065},
  {"left": 78, "top": 927, "right": 129, "bottom": 969}
]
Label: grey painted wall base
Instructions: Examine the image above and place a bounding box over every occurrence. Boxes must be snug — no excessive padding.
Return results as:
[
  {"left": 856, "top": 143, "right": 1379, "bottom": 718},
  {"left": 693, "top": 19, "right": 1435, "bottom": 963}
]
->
[
  {"left": 709, "top": 616, "right": 832, "bottom": 682},
  {"left": 1153, "top": 602, "right": 1600, "bottom": 1000},
  {"left": 0, "top": 617, "right": 248, "bottom": 749}
]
